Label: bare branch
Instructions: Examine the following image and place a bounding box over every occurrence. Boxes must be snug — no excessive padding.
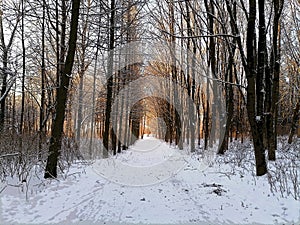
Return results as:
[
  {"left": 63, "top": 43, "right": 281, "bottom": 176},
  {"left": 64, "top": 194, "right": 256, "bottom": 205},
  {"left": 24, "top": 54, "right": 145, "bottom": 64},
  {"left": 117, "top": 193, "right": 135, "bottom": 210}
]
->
[{"left": 161, "top": 29, "right": 239, "bottom": 39}]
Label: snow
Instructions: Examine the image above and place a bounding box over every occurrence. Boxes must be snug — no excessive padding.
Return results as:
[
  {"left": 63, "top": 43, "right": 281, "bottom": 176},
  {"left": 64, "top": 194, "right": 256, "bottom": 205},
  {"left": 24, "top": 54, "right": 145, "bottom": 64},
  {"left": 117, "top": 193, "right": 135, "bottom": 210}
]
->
[
  {"left": 0, "top": 137, "right": 299, "bottom": 225},
  {"left": 256, "top": 116, "right": 261, "bottom": 122}
]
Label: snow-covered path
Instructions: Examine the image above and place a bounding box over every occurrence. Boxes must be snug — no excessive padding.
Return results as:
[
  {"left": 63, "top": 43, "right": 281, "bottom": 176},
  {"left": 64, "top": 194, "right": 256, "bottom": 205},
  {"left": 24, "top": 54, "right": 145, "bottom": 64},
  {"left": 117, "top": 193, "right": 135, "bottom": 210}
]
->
[{"left": 1, "top": 138, "right": 299, "bottom": 224}]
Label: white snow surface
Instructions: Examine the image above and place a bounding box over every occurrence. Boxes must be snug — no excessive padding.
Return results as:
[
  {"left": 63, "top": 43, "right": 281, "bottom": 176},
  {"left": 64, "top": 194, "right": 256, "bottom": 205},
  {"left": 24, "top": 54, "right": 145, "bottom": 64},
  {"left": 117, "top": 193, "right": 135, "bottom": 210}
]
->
[{"left": 0, "top": 137, "right": 299, "bottom": 225}]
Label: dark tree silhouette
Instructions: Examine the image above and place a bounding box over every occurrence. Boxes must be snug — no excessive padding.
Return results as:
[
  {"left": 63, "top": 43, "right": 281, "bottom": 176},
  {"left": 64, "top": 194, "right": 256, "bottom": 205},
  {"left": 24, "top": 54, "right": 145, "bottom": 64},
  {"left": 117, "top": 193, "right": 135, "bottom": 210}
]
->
[{"left": 44, "top": 0, "right": 81, "bottom": 178}]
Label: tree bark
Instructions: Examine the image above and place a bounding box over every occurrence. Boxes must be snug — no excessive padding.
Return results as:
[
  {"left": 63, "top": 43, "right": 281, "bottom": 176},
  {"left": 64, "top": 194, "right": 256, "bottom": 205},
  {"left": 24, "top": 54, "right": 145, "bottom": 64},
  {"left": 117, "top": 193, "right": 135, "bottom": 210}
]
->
[
  {"left": 44, "top": 0, "right": 81, "bottom": 178},
  {"left": 39, "top": 0, "right": 46, "bottom": 158},
  {"left": 76, "top": 73, "right": 84, "bottom": 144},
  {"left": 103, "top": 0, "right": 116, "bottom": 157},
  {"left": 0, "top": 51, "right": 8, "bottom": 131},
  {"left": 219, "top": 60, "right": 234, "bottom": 154},
  {"left": 246, "top": 0, "right": 267, "bottom": 176},
  {"left": 268, "top": 0, "right": 284, "bottom": 160},
  {"left": 20, "top": 0, "right": 26, "bottom": 134},
  {"left": 256, "top": 0, "right": 267, "bottom": 152},
  {"left": 219, "top": 1, "right": 237, "bottom": 154}
]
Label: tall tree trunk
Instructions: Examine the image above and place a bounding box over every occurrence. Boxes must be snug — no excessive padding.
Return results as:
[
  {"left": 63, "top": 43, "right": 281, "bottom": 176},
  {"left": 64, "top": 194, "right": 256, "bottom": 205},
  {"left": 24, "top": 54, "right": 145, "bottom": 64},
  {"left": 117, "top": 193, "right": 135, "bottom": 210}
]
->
[
  {"left": 20, "top": 0, "right": 26, "bottom": 134},
  {"left": 219, "top": 61, "right": 234, "bottom": 154},
  {"left": 55, "top": 0, "right": 60, "bottom": 87},
  {"left": 44, "top": 0, "right": 81, "bottom": 178},
  {"left": 185, "top": 0, "right": 195, "bottom": 152},
  {"left": 123, "top": 74, "right": 130, "bottom": 150},
  {"left": 246, "top": 0, "right": 267, "bottom": 176},
  {"left": 89, "top": 22, "right": 101, "bottom": 157},
  {"left": 169, "top": 0, "right": 176, "bottom": 146},
  {"left": 39, "top": 0, "right": 46, "bottom": 158},
  {"left": 76, "top": 73, "right": 84, "bottom": 144},
  {"left": 0, "top": 51, "right": 8, "bottom": 131},
  {"left": 59, "top": 0, "right": 67, "bottom": 85},
  {"left": 256, "top": 0, "right": 267, "bottom": 151},
  {"left": 268, "top": 0, "right": 284, "bottom": 160},
  {"left": 204, "top": 0, "right": 217, "bottom": 147},
  {"left": 219, "top": 1, "right": 237, "bottom": 154},
  {"left": 204, "top": 92, "right": 210, "bottom": 150},
  {"left": 103, "top": 0, "right": 116, "bottom": 158}
]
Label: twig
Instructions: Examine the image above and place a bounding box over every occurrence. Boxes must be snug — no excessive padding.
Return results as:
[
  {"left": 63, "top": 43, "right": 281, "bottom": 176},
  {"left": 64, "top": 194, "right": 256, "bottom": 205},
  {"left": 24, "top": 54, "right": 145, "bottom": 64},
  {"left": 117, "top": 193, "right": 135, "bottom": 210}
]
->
[
  {"left": 0, "top": 185, "right": 7, "bottom": 194},
  {"left": 0, "top": 153, "right": 20, "bottom": 158},
  {"left": 161, "top": 30, "right": 239, "bottom": 39}
]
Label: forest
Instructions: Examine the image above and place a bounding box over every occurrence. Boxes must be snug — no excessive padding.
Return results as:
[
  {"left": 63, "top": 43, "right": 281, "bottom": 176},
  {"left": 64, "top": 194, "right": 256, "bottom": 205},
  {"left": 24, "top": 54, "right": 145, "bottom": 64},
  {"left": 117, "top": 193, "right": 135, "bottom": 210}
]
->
[{"left": 0, "top": 0, "right": 299, "bottom": 224}]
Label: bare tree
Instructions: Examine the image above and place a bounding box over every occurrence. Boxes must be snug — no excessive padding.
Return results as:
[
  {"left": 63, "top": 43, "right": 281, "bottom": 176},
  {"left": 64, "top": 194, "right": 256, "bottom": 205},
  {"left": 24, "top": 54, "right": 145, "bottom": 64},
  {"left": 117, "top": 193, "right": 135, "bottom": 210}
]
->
[
  {"left": 44, "top": 0, "right": 81, "bottom": 178},
  {"left": 0, "top": 2, "right": 21, "bottom": 131}
]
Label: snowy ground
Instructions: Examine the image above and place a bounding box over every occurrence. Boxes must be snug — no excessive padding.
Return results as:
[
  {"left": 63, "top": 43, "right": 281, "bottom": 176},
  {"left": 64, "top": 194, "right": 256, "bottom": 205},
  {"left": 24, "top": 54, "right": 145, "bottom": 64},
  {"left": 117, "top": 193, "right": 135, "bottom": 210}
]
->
[{"left": 0, "top": 137, "right": 299, "bottom": 225}]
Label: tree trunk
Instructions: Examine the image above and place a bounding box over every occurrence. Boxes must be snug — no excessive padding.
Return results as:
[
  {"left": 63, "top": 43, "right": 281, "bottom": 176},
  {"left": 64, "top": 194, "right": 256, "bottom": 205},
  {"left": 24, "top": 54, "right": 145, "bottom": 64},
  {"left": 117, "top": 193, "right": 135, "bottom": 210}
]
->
[
  {"left": 103, "top": 0, "right": 116, "bottom": 158},
  {"left": 20, "top": 0, "right": 26, "bottom": 134},
  {"left": 219, "top": 1, "right": 237, "bottom": 154},
  {"left": 268, "top": 0, "right": 284, "bottom": 160},
  {"left": 184, "top": 0, "right": 196, "bottom": 152},
  {"left": 39, "top": 0, "right": 46, "bottom": 159},
  {"left": 44, "top": 0, "right": 81, "bottom": 178},
  {"left": 0, "top": 51, "right": 8, "bottom": 131},
  {"left": 246, "top": 0, "right": 267, "bottom": 176},
  {"left": 76, "top": 74, "right": 84, "bottom": 144},
  {"left": 204, "top": 0, "right": 217, "bottom": 148},
  {"left": 256, "top": 0, "right": 267, "bottom": 151},
  {"left": 219, "top": 62, "right": 234, "bottom": 154},
  {"left": 89, "top": 25, "right": 101, "bottom": 157}
]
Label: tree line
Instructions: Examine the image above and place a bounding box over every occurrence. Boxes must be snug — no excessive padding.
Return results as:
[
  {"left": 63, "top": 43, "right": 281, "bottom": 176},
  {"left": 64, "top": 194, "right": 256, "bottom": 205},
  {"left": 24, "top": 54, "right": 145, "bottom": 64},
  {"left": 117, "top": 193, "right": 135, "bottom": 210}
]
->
[{"left": 0, "top": 0, "right": 299, "bottom": 179}]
